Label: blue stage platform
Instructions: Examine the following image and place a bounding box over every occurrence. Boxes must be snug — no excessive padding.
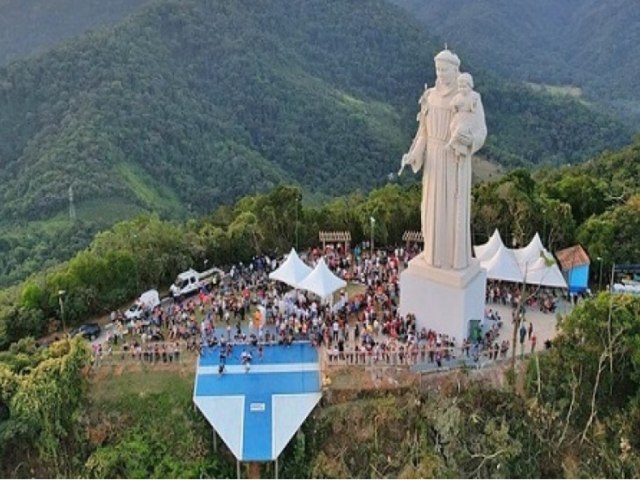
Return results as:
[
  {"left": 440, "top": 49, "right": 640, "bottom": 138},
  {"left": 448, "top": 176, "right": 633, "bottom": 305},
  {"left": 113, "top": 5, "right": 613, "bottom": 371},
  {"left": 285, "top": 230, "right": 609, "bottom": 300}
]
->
[{"left": 193, "top": 342, "right": 322, "bottom": 462}]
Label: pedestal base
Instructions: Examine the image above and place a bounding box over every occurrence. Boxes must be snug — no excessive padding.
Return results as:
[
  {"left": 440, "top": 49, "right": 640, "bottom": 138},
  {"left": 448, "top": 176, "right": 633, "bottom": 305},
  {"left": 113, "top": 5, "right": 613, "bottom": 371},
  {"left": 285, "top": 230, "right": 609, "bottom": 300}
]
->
[{"left": 399, "top": 256, "right": 486, "bottom": 345}]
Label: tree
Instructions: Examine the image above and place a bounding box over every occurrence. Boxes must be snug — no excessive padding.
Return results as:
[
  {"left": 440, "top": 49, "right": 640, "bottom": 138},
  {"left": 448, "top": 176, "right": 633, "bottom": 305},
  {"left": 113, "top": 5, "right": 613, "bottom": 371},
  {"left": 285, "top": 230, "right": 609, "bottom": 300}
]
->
[
  {"left": 1, "top": 336, "right": 90, "bottom": 477},
  {"left": 578, "top": 195, "right": 640, "bottom": 267},
  {"left": 523, "top": 293, "right": 640, "bottom": 478}
]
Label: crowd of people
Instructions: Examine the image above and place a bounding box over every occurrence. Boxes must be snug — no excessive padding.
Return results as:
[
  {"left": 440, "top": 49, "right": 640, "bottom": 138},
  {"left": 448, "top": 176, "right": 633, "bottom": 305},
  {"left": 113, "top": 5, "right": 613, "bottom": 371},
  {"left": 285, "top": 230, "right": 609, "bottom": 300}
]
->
[
  {"left": 96, "top": 242, "right": 555, "bottom": 371},
  {"left": 486, "top": 281, "right": 560, "bottom": 313}
]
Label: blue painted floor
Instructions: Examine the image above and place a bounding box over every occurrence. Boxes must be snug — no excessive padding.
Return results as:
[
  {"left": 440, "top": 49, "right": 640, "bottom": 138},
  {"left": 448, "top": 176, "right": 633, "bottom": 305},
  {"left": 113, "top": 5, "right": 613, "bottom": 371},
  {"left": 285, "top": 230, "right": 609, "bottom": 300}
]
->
[
  {"left": 195, "top": 371, "right": 321, "bottom": 396},
  {"left": 194, "top": 341, "right": 321, "bottom": 461}
]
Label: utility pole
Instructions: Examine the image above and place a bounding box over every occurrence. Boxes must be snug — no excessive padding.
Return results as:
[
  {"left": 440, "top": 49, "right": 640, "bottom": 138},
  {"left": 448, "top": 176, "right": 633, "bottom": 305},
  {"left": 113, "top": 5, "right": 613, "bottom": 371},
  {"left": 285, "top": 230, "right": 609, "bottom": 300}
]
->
[
  {"left": 58, "top": 290, "right": 66, "bottom": 333},
  {"left": 295, "top": 193, "right": 300, "bottom": 251},
  {"left": 68, "top": 185, "right": 76, "bottom": 221},
  {"left": 597, "top": 257, "right": 603, "bottom": 292},
  {"left": 511, "top": 263, "right": 528, "bottom": 373},
  {"left": 370, "top": 216, "right": 376, "bottom": 254}
]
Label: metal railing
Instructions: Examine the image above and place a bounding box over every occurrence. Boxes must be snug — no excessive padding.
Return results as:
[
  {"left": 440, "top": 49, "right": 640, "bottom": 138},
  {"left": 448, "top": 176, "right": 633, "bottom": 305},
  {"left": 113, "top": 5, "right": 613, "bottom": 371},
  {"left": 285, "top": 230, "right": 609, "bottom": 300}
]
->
[
  {"left": 324, "top": 346, "right": 461, "bottom": 367},
  {"left": 90, "top": 344, "right": 191, "bottom": 367}
]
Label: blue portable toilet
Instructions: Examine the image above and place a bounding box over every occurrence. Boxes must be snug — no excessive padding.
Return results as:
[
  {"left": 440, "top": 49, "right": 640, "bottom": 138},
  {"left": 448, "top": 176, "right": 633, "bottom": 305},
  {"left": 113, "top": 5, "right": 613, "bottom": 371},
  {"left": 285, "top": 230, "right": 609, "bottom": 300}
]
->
[{"left": 555, "top": 245, "right": 590, "bottom": 293}]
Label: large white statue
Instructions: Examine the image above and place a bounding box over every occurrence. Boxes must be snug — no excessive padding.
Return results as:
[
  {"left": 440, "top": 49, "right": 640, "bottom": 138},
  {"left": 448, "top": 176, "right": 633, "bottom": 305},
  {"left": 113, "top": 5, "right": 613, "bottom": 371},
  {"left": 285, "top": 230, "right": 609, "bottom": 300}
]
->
[{"left": 401, "top": 49, "right": 487, "bottom": 270}]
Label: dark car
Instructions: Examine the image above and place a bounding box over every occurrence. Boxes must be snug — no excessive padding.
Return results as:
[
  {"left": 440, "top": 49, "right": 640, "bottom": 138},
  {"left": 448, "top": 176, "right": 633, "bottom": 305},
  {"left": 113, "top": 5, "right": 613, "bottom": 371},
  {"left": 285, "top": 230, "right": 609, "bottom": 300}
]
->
[{"left": 74, "top": 323, "right": 101, "bottom": 341}]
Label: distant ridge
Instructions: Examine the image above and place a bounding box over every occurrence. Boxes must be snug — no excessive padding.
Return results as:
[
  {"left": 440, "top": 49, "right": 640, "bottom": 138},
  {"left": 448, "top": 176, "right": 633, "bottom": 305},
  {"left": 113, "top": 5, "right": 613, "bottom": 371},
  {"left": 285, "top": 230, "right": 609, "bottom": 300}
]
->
[
  {"left": 0, "top": 0, "right": 152, "bottom": 66},
  {"left": 390, "top": 0, "right": 640, "bottom": 126}
]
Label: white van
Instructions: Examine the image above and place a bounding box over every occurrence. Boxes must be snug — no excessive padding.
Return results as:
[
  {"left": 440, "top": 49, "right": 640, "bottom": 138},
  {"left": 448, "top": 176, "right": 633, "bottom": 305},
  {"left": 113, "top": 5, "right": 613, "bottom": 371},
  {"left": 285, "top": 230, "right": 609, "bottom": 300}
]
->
[
  {"left": 124, "top": 289, "right": 161, "bottom": 321},
  {"left": 169, "top": 267, "right": 224, "bottom": 299},
  {"left": 170, "top": 269, "right": 201, "bottom": 299}
]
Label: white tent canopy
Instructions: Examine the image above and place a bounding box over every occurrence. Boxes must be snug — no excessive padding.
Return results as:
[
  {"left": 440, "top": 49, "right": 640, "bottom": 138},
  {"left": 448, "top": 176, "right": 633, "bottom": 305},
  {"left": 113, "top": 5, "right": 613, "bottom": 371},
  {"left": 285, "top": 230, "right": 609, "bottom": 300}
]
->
[
  {"left": 268, "top": 248, "right": 312, "bottom": 289},
  {"left": 475, "top": 231, "right": 568, "bottom": 289},
  {"left": 474, "top": 229, "right": 505, "bottom": 261},
  {"left": 512, "top": 232, "right": 547, "bottom": 266},
  {"left": 297, "top": 257, "right": 347, "bottom": 300},
  {"left": 525, "top": 256, "right": 568, "bottom": 289},
  {"left": 481, "top": 244, "right": 523, "bottom": 283}
]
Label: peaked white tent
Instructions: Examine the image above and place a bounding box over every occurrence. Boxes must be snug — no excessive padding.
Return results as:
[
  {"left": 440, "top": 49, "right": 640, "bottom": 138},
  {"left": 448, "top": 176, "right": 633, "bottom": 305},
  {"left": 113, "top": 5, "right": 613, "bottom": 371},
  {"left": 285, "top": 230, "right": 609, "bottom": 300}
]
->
[
  {"left": 513, "top": 233, "right": 547, "bottom": 266},
  {"left": 474, "top": 230, "right": 569, "bottom": 289},
  {"left": 480, "top": 244, "right": 523, "bottom": 283},
  {"left": 297, "top": 258, "right": 347, "bottom": 300},
  {"left": 525, "top": 256, "right": 568, "bottom": 289},
  {"left": 268, "top": 248, "right": 312, "bottom": 289},
  {"left": 474, "top": 229, "right": 505, "bottom": 261}
]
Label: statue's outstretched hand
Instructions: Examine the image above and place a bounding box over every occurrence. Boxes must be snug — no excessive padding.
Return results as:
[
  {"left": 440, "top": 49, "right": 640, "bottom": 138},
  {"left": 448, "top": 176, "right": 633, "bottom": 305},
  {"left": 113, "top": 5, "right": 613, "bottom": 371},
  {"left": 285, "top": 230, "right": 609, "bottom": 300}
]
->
[{"left": 398, "top": 154, "right": 409, "bottom": 176}]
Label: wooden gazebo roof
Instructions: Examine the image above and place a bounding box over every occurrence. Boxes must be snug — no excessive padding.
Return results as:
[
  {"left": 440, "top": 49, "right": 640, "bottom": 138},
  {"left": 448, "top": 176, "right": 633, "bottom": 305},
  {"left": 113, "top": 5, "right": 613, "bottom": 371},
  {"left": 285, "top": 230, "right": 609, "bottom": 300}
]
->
[
  {"left": 402, "top": 230, "right": 423, "bottom": 243},
  {"left": 318, "top": 231, "right": 351, "bottom": 243}
]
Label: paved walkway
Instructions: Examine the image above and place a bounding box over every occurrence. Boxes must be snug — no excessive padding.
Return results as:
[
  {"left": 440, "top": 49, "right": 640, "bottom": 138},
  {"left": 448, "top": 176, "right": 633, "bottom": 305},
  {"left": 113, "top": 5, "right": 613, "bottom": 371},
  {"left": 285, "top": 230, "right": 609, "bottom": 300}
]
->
[
  {"left": 410, "top": 299, "right": 571, "bottom": 373},
  {"left": 323, "top": 297, "right": 572, "bottom": 373},
  {"left": 490, "top": 298, "right": 570, "bottom": 348}
]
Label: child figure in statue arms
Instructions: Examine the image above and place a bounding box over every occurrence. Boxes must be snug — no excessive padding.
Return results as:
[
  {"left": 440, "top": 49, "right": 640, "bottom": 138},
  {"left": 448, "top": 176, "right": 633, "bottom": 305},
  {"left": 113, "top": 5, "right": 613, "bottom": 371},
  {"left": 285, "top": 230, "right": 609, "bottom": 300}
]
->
[{"left": 447, "top": 73, "right": 480, "bottom": 160}]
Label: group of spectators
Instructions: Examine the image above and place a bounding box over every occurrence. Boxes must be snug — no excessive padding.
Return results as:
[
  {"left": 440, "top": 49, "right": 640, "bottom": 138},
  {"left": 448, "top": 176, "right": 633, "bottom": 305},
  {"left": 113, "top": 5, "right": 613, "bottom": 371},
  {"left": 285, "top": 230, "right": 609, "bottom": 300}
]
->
[
  {"left": 486, "top": 281, "right": 561, "bottom": 314},
  {"left": 98, "top": 243, "right": 554, "bottom": 371}
]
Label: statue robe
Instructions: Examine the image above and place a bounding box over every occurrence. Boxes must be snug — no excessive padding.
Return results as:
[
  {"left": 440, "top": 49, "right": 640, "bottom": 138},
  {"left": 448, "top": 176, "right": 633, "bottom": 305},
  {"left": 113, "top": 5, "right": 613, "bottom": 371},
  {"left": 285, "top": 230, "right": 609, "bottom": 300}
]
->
[{"left": 404, "top": 81, "right": 486, "bottom": 270}]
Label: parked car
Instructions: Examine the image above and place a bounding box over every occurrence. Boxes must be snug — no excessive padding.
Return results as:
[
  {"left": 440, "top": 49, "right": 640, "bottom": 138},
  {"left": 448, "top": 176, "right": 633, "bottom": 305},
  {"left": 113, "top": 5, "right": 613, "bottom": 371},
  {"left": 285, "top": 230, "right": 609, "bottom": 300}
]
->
[{"left": 74, "top": 323, "right": 101, "bottom": 341}]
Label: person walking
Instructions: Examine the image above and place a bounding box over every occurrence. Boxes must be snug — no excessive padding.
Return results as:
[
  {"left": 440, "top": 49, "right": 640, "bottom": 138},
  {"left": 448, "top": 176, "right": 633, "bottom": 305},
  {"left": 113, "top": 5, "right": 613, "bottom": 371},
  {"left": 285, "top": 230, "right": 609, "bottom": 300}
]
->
[{"left": 519, "top": 322, "right": 527, "bottom": 359}]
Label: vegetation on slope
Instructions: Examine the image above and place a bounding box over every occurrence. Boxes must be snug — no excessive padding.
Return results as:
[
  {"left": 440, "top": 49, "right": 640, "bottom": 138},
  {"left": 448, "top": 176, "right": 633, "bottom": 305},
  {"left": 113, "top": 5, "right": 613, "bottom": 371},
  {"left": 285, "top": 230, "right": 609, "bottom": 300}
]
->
[
  {"left": 1, "top": 137, "right": 639, "bottom": 348},
  {"left": 2, "top": 293, "right": 640, "bottom": 478},
  {"left": 83, "top": 366, "right": 232, "bottom": 478}
]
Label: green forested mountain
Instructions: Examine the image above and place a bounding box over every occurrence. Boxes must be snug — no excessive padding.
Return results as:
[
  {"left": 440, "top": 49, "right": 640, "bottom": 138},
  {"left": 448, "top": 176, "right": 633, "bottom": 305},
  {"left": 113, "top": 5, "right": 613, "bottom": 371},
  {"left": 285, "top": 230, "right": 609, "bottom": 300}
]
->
[
  {"left": 0, "top": 0, "right": 632, "bottom": 286},
  {"left": 0, "top": 0, "right": 631, "bottom": 220},
  {"left": 390, "top": 0, "right": 640, "bottom": 125},
  {"left": 0, "top": 0, "right": 152, "bottom": 66},
  {"left": 0, "top": 0, "right": 424, "bottom": 223}
]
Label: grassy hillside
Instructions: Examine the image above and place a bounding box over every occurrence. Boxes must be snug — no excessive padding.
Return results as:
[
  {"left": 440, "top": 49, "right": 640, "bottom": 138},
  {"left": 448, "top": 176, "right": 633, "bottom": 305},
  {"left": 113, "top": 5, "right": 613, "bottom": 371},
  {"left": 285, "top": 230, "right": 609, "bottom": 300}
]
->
[
  {"left": 85, "top": 363, "right": 234, "bottom": 478},
  {"left": 0, "top": 0, "right": 632, "bottom": 285},
  {"left": 390, "top": 0, "right": 640, "bottom": 125}
]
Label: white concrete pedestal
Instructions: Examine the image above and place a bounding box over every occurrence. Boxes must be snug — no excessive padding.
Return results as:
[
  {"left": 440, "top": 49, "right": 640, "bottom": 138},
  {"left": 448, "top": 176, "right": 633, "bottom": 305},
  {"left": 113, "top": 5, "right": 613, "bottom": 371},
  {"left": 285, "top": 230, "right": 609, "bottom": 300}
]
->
[{"left": 399, "top": 256, "right": 486, "bottom": 344}]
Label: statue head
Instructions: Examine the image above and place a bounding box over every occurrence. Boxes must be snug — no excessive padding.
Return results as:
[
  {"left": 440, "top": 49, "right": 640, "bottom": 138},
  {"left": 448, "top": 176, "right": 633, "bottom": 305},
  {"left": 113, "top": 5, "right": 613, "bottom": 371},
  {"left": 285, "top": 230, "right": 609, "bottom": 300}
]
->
[
  {"left": 434, "top": 49, "right": 460, "bottom": 87},
  {"left": 457, "top": 72, "right": 473, "bottom": 95},
  {"left": 434, "top": 49, "right": 460, "bottom": 67}
]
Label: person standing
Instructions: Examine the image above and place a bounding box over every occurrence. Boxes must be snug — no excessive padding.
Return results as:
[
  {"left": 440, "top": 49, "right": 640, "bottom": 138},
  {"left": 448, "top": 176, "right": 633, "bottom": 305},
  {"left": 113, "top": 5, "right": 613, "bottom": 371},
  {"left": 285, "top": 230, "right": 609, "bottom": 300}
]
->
[
  {"left": 519, "top": 322, "right": 527, "bottom": 359},
  {"left": 519, "top": 322, "right": 527, "bottom": 345}
]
